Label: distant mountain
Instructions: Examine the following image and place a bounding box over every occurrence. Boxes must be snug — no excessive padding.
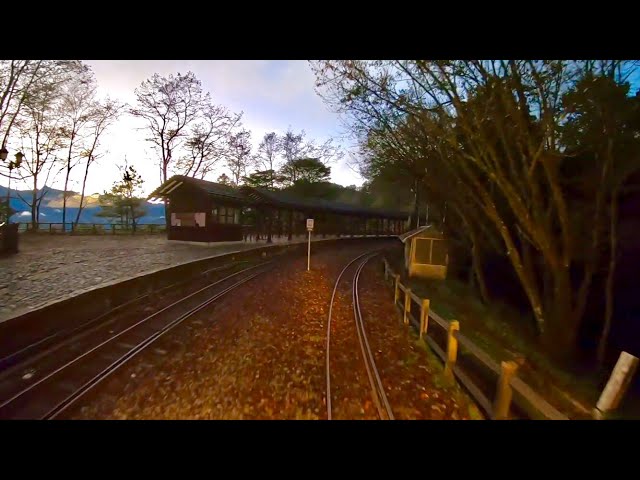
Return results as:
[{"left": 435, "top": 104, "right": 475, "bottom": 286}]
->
[{"left": 0, "top": 185, "right": 166, "bottom": 224}]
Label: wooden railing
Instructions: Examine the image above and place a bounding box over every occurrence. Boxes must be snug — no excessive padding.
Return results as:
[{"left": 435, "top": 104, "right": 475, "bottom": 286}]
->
[
  {"left": 17, "top": 223, "right": 167, "bottom": 235},
  {"left": 382, "top": 258, "right": 569, "bottom": 420}
]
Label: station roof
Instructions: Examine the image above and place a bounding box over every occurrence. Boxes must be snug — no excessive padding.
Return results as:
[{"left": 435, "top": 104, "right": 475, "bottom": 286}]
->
[
  {"left": 148, "top": 175, "right": 248, "bottom": 203},
  {"left": 149, "top": 175, "right": 409, "bottom": 219}
]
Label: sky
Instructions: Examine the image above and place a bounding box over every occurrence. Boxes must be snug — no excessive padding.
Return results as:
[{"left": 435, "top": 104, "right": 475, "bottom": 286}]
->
[{"left": 5, "top": 60, "right": 361, "bottom": 197}]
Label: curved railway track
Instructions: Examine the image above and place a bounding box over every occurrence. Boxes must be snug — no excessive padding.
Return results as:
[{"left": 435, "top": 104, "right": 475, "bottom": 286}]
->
[
  {"left": 325, "top": 250, "right": 394, "bottom": 420},
  {"left": 0, "top": 261, "right": 273, "bottom": 420}
]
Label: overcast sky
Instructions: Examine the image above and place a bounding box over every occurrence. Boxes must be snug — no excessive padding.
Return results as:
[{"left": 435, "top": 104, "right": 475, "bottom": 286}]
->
[{"left": 7, "top": 60, "right": 361, "bottom": 196}]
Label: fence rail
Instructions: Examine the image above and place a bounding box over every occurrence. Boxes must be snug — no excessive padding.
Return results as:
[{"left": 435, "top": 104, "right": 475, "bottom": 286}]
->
[
  {"left": 382, "top": 257, "right": 569, "bottom": 420},
  {"left": 17, "top": 223, "right": 167, "bottom": 235}
]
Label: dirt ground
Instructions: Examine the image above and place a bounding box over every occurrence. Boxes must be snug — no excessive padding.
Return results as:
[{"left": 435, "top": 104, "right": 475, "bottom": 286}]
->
[{"left": 66, "top": 242, "right": 481, "bottom": 420}]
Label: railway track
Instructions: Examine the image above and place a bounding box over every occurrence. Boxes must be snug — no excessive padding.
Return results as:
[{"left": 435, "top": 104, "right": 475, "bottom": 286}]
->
[
  {"left": 0, "top": 259, "right": 250, "bottom": 373},
  {"left": 325, "top": 250, "right": 394, "bottom": 420},
  {"left": 0, "top": 261, "right": 273, "bottom": 420}
]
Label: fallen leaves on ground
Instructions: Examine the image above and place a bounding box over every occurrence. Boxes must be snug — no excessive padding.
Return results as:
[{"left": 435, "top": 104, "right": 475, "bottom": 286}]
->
[{"left": 69, "top": 243, "right": 481, "bottom": 420}]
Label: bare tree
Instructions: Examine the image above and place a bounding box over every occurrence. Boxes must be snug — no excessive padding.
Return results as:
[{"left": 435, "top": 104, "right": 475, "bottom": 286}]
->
[
  {"left": 131, "top": 72, "right": 208, "bottom": 224},
  {"left": 276, "top": 127, "right": 343, "bottom": 187},
  {"left": 57, "top": 65, "right": 97, "bottom": 227},
  {"left": 16, "top": 78, "right": 66, "bottom": 227},
  {"left": 278, "top": 128, "right": 312, "bottom": 185},
  {"left": 1, "top": 60, "right": 82, "bottom": 181},
  {"left": 226, "top": 129, "right": 252, "bottom": 186},
  {"left": 74, "top": 98, "right": 125, "bottom": 225},
  {"left": 178, "top": 103, "right": 242, "bottom": 179},
  {"left": 254, "top": 132, "right": 280, "bottom": 189}
]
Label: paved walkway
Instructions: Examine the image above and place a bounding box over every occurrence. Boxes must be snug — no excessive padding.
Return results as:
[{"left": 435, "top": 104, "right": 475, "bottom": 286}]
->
[{"left": 0, "top": 233, "right": 382, "bottom": 321}]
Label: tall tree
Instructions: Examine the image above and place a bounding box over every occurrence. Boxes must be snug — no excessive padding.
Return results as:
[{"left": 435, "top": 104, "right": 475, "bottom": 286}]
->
[
  {"left": 280, "top": 157, "right": 331, "bottom": 185},
  {"left": 131, "top": 72, "right": 208, "bottom": 223},
  {"left": 96, "top": 163, "right": 146, "bottom": 230},
  {"left": 226, "top": 129, "right": 252, "bottom": 186},
  {"left": 242, "top": 169, "right": 277, "bottom": 189},
  {"left": 74, "top": 98, "right": 124, "bottom": 225},
  {"left": 177, "top": 103, "right": 242, "bottom": 179},
  {"left": 15, "top": 76, "right": 66, "bottom": 227},
  {"left": 57, "top": 65, "right": 97, "bottom": 227},
  {"left": 311, "top": 59, "right": 640, "bottom": 360},
  {"left": 1, "top": 61, "right": 82, "bottom": 148},
  {"left": 277, "top": 127, "right": 343, "bottom": 187},
  {"left": 254, "top": 132, "right": 280, "bottom": 189},
  {"left": 278, "top": 128, "right": 311, "bottom": 185},
  {"left": 131, "top": 72, "right": 207, "bottom": 181}
]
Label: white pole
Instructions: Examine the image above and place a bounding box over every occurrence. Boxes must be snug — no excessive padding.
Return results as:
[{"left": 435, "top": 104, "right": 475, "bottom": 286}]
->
[{"left": 307, "top": 230, "right": 311, "bottom": 271}]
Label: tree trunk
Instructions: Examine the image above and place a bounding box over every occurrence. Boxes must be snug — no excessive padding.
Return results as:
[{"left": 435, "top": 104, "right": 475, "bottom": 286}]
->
[
  {"left": 597, "top": 187, "right": 619, "bottom": 366},
  {"left": 162, "top": 164, "right": 170, "bottom": 229},
  {"left": 543, "top": 266, "right": 579, "bottom": 362},
  {"left": 74, "top": 160, "right": 91, "bottom": 225},
  {"left": 411, "top": 177, "right": 421, "bottom": 230},
  {"left": 471, "top": 241, "right": 490, "bottom": 304},
  {"left": 266, "top": 208, "right": 273, "bottom": 243},
  {"left": 31, "top": 181, "right": 37, "bottom": 229},
  {"left": 62, "top": 166, "right": 71, "bottom": 230},
  {"left": 131, "top": 205, "right": 137, "bottom": 234}
]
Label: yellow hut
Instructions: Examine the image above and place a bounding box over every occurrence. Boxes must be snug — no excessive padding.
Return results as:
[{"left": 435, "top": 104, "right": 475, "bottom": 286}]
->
[{"left": 399, "top": 225, "right": 448, "bottom": 279}]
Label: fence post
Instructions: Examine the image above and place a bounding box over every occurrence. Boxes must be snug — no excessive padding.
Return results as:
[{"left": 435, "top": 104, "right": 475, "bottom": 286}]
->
[
  {"left": 493, "top": 360, "right": 519, "bottom": 420},
  {"left": 383, "top": 260, "right": 388, "bottom": 280},
  {"left": 393, "top": 274, "right": 400, "bottom": 305},
  {"left": 420, "top": 298, "right": 430, "bottom": 339},
  {"left": 444, "top": 320, "right": 460, "bottom": 384},
  {"left": 594, "top": 351, "right": 639, "bottom": 419},
  {"left": 404, "top": 288, "right": 411, "bottom": 325},
  {"left": 49, "top": 223, "right": 52, "bottom": 234}
]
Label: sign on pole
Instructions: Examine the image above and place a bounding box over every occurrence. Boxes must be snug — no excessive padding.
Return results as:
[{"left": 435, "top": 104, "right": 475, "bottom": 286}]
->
[{"left": 307, "top": 218, "right": 314, "bottom": 271}]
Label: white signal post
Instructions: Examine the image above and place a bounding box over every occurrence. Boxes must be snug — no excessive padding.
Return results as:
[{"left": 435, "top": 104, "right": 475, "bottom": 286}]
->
[{"left": 306, "top": 218, "right": 314, "bottom": 271}]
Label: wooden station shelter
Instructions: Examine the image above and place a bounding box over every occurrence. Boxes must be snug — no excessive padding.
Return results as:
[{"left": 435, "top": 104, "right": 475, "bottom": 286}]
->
[
  {"left": 399, "top": 225, "right": 448, "bottom": 279},
  {"left": 148, "top": 175, "right": 410, "bottom": 243}
]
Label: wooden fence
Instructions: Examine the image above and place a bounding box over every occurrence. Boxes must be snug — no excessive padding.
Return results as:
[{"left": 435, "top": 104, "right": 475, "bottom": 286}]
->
[
  {"left": 382, "top": 258, "right": 569, "bottom": 420},
  {"left": 17, "top": 223, "right": 167, "bottom": 235}
]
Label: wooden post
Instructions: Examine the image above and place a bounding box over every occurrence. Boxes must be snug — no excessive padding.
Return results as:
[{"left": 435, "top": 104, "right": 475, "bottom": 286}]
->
[
  {"left": 393, "top": 274, "right": 400, "bottom": 305},
  {"left": 404, "top": 288, "right": 411, "bottom": 325},
  {"left": 444, "top": 320, "right": 460, "bottom": 383},
  {"left": 594, "top": 351, "right": 639, "bottom": 419},
  {"left": 493, "top": 361, "right": 519, "bottom": 420},
  {"left": 420, "top": 298, "right": 430, "bottom": 339},
  {"left": 49, "top": 223, "right": 52, "bottom": 234}
]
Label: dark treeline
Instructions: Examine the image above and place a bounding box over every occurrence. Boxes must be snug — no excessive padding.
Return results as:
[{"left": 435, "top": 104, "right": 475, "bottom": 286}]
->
[{"left": 311, "top": 60, "right": 640, "bottom": 370}]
